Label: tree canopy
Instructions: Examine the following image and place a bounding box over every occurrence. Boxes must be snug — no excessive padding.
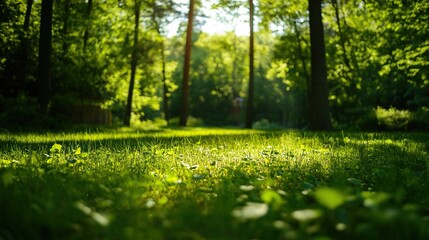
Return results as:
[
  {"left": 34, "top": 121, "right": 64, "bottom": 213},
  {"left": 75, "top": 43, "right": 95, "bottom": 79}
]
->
[{"left": 0, "top": 0, "right": 428, "bottom": 130}]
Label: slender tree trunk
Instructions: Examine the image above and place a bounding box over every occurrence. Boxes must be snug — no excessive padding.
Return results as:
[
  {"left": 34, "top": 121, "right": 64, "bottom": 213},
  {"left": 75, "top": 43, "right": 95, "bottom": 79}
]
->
[
  {"left": 245, "top": 0, "right": 254, "bottom": 129},
  {"left": 331, "top": 0, "right": 350, "bottom": 69},
  {"left": 232, "top": 34, "right": 239, "bottom": 96},
  {"left": 292, "top": 20, "right": 311, "bottom": 104},
  {"left": 339, "top": 0, "right": 356, "bottom": 68},
  {"left": 37, "top": 0, "right": 53, "bottom": 113},
  {"left": 18, "top": 0, "right": 33, "bottom": 93},
  {"left": 62, "top": 1, "right": 70, "bottom": 55},
  {"left": 124, "top": 0, "right": 141, "bottom": 126},
  {"left": 161, "top": 41, "right": 169, "bottom": 122},
  {"left": 308, "top": 0, "right": 332, "bottom": 130},
  {"left": 83, "top": 0, "right": 92, "bottom": 52},
  {"left": 24, "top": 0, "right": 33, "bottom": 31},
  {"left": 179, "top": 0, "right": 195, "bottom": 127},
  {"left": 333, "top": 0, "right": 361, "bottom": 105}
]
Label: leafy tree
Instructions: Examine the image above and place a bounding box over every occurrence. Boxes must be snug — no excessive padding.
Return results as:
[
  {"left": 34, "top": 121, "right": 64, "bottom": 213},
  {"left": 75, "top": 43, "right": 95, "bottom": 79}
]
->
[
  {"left": 245, "top": 0, "right": 255, "bottom": 128},
  {"left": 259, "top": 0, "right": 311, "bottom": 127},
  {"left": 322, "top": 0, "right": 429, "bottom": 127},
  {"left": 124, "top": 0, "right": 142, "bottom": 126},
  {"left": 0, "top": 0, "right": 35, "bottom": 98},
  {"left": 188, "top": 32, "right": 248, "bottom": 125},
  {"left": 149, "top": 0, "right": 176, "bottom": 122},
  {"left": 0, "top": 0, "right": 428, "bottom": 130}
]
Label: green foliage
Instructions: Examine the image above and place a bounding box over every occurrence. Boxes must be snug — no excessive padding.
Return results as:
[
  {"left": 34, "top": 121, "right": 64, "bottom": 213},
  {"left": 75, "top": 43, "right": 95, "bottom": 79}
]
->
[
  {"left": 0, "top": 95, "right": 68, "bottom": 131},
  {"left": 0, "top": 0, "right": 179, "bottom": 126},
  {"left": 1, "top": 0, "right": 429, "bottom": 129},
  {"left": 355, "top": 107, "right": 428, "bottom": 131},
  {"left": 260, "top": 0, "right": 429, "bottom": 128},
  {"left": 252, "top": 118, "right": 283, "bottom": 130},
  {"left": 1, "top": 129, "right": 429, "bottom": 239},
  {"left": 169, "top": 116, "right": 204, "bottom": 127},
  {"left": 375, "top": 107, "right": 412, "bottom": 130},
  {"left": 168, "top": 31, "right": 249, "bottom": 125}
]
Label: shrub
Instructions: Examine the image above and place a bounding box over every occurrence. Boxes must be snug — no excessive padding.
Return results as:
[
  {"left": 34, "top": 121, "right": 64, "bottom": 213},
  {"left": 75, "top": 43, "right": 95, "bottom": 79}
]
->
[
  {"left": 168, "top": 116, "right": 204, "bottom": 127},
  {"left": 252, "top": 119, "right": 283, "bottom": 130},
  {"left": 375, "top": 107, "right": 412, "bottom": 130},
  {"left": 0, "top": 95, "right": 55, "bottom": 130},
  {"left": 130, "top": 117, "right": 168, "bottom": 130}
]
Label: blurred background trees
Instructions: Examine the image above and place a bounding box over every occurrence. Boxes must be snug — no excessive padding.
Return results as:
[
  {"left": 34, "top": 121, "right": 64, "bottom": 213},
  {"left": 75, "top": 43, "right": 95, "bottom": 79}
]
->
[{"left": 0, "top": 0, "right": 428, "bottom": 130}]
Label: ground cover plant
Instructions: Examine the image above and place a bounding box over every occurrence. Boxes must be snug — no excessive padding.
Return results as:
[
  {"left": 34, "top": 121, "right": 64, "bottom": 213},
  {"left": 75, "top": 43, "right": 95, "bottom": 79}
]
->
[{"left": 1, "top": 128, "right": 429, "bottom": 239}]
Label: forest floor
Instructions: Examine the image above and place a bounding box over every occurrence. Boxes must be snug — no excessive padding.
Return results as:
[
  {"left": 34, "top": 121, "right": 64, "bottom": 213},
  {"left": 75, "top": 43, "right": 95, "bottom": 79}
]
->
[{"left": 1, "top": 128, "right": 429, "bottom": 239}]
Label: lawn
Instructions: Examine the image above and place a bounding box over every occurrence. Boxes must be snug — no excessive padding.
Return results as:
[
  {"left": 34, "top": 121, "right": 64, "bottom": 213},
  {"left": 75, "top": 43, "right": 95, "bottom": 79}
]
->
[{"left": 1, "top": 128, "right": 428, "bottom": 239}]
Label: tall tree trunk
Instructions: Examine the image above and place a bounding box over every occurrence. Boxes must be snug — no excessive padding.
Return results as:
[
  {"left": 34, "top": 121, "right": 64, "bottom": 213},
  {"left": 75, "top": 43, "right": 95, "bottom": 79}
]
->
[
  {"left": 308, "top": 0, "right": 332, "bottom": 130},
  {"left": 83, "top": 0, "right": 92, "bottom": 52},
  {"left": 245, "top": 0, "right": 254, "bottom": 129},
  {"left": 37, "top": 0, "right": 53, "bottom": 113},
  {"left": 24, "top": 0, "right": 33, "bottom": 31},
  {"left": 331, "top": 0, "right": 350, "bottom": 69},
  {"left": 124, "top": 0, "right": 141, "bottom": 126},
  {"left": 179, "top": 0, "right": 195, "bottom": 127}
]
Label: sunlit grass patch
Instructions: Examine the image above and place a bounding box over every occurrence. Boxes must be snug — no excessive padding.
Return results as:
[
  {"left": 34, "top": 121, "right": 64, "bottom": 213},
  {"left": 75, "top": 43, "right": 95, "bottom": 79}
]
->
[
  {"left": 0, "top": 129, "right": 428, "bottom": 239},
  {"left": 0, "top": 127, "right": 264, "bottom": 143}
]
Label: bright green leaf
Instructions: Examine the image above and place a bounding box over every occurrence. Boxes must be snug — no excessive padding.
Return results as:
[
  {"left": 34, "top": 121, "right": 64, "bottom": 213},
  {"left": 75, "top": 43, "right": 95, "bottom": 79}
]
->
[
  {"left": 165, "top": 175, "right": 182, "bottom": 184},
  {"left": 50, "top": 143, "right": 62, "bottom": 153},
  {"left": 261, "top": 189, "right": 283, "bottom": 208},
  {"left": 74, "top": 147, "right": 81, "bottom": 155},
  {"left": 159, "top": 196, "right": 168, "bottom": 205},
  {"left": 314, "top": 187, "right": 345, "bottom": 210}
]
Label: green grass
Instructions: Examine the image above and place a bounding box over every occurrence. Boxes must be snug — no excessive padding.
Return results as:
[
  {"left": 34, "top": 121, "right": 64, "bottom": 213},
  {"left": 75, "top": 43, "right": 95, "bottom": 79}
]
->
[{"left": 1, "top": 128, "right": 428, "bottom": 239}]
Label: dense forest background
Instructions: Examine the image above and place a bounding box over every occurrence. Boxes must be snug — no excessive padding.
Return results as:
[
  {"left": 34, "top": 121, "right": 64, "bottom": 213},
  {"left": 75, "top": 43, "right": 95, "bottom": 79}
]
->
[{"left": 0, "top": 0, "right": 428, "bottom": 131}]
